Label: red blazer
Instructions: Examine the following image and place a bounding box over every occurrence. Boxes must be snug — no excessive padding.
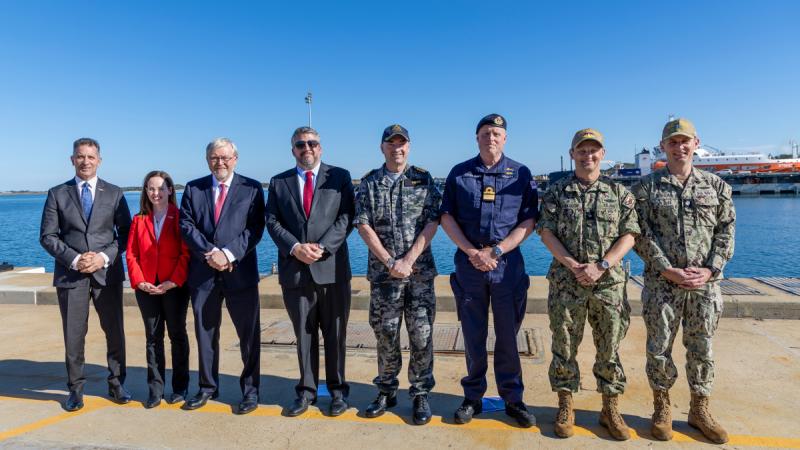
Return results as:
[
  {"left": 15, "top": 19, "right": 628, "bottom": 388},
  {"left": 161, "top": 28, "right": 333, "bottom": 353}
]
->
[{"left": 126, "top": 204, "right": 190, "bottom": 289}]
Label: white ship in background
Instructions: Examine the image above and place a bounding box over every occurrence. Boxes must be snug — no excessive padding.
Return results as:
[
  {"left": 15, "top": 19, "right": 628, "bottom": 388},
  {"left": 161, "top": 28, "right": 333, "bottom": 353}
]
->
[{"left": 637, "top": 142, "right": 800, "bottom": 175}]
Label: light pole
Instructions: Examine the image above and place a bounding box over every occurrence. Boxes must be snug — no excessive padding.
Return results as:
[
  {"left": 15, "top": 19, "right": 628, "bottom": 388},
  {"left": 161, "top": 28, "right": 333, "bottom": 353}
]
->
[{"left": 305, "top": 92, "right": 313, "bottom": 127}]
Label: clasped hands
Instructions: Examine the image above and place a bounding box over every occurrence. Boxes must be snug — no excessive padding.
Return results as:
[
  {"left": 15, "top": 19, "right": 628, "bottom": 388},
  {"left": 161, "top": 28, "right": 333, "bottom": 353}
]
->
[
  {"left": 569, "top": 262, "right": 606, "bottom": 287},
  {"left": 137, "top": 280, "right": 177, "bottom": 295},
  {"left": 467, "top": 247, "right": 497, "bottom": 272},
  {"left": 660, "top": 267, "right": 712, "bottom": 289},
  {"left": 205, "top": 249, "right": 233, "bottom": 272},
  {"left": 76, "top": 252, "right": 105, "bottom": 274},
  {"left": 293, "top": 243, "right": 325, "bottom": 265}
]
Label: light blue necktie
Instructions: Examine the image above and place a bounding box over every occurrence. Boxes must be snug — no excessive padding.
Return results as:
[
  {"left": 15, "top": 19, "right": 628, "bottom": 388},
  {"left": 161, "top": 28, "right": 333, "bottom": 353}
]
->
[{"left": 81, "top": 182, "right": 93, "bottom": 219}]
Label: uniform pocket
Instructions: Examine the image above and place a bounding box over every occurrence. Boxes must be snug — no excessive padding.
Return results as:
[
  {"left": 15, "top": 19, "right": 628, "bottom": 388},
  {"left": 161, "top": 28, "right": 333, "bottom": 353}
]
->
[{"left": 694, "top": 195, "right": 719, "bottom": 227}]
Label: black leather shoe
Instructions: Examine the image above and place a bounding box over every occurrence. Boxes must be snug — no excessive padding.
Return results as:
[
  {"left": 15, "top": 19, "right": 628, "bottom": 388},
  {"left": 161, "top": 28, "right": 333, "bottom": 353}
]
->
[
  {"left": 168, "top": 390, "right": 188, "bottom": 405},
  {"left": 413, "top": 394, "right": 432, "bottom": 425},
  {"left": 286, "top": 396, "right": 312, "bottom": 417},
  {"left": 236, "top": 395, "right": 259, "bottom": 415},
  {"left": 144, "top": 394, "right": 162, "bottom": 409},
  {"left": 329, "top": 397, "right": 349, "bottom": 417},
  {"left": 108, "top": 385, "right": 132, "bottom": 405},
  {"left": 64, "top": 391, "right": 84, "bottom": 412},
  {"left": 365, "top": 392, "right": 397, "bottom": 418},
  {"left": 505, "top": 401, "right": 536, "bottom": 428},
  {"left": 454, "top": 398, "right": 482, "bottom": 424},
  {"left": 183, "top": 390, "right": 219, "bottom": 410}
]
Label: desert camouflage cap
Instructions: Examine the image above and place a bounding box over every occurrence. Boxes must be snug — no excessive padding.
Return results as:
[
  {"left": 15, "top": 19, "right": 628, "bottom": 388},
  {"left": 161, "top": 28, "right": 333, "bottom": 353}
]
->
[
  {"left": 571, "top": 128, "right": 604, "bottom": 150},
  {"left": 662, "top": 118, "right": 697, "bottom": 141}
]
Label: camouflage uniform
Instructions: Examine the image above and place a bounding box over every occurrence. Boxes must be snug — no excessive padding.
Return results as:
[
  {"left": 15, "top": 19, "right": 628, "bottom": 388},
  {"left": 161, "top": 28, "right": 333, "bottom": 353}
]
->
[
  {"left": 354, "top": 164, "right": 442, "bottom": 397},
  {"left": 537, "top": 174, "right": 640, "bottom": 395},
  {"left": 632, "top": 167, "right": 735, "bottom": 396}
]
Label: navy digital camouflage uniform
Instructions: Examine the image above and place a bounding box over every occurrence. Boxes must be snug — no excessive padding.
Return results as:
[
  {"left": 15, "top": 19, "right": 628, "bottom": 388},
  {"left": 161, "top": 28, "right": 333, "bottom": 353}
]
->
[
  {"left": 441, "top": 154, "right": 538, "bottom": 404},
  {"left": 354, "top": 165, "right": 442, "bottom": 397},
  {"left": 632, "top": 167, "right": 735, "bottom": 396},
  {"left": 537, "top": 174, "right": 640, "bottom": 395}
]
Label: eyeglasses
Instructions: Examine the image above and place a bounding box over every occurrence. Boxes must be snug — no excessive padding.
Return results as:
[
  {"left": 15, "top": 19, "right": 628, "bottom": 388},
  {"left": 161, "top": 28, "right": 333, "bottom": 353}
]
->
[
  {"left": 294, "top": 140, "right": 320, "bottom": 150},
  {"left": 208, "top": 155, "right": 236, "bottom": 163}
]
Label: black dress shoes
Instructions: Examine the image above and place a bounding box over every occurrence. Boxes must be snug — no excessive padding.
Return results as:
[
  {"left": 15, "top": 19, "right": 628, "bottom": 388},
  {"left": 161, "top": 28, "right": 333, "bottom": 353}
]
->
[
  {"left": 64, "top": 391, "right": 84, "bottom": 412},
  {"left": 183, "top": 390, "right": 219, "bottom": 410},
  {"left": 236, "top": 395, "right": 259, "bottom": 415},
  {"left": 286, "top": 396, "right": 314, "bottom": 417},
  {"left": 454, "top": 398, "right": 482, "bottom": 424},
  {"left": 329, "top": 397, "right": 349, "bottom": 417},
  {"left": 108, "top": 385, "right": 132, "bottom": 405},
  {"left": 505, "top": 401, "right": 536, "bottom": 428},
  {"left": 168, "top": 390, "right": 188, "bottom": 405},
  {"left": 413, "top": 394, "right": 432, "bottom": 425},
  {"left": 365, "top": 392, "right": 397, "bottom": 418},
  {"left": 144, "top": 394, "right": 162, "bottom": 409}
]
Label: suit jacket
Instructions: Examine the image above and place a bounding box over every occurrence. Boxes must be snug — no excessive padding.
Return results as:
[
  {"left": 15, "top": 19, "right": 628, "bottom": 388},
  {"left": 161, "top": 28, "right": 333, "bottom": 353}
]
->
[
  {"left": 179, "top": 173, "right": 265, "bottom": 290},
  {"left": 126, "top": 204, "right": 190, "bottom": 289},
  {"left": 266, "top": 162, "right": 354, "bottom": 287},
  {"left": 39, "top": 178, "right": 132, "bottom": 288}
]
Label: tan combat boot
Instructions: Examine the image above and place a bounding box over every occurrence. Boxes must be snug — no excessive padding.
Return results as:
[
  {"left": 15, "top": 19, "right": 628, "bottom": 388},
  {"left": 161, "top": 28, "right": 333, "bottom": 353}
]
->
[
  {"left": 599, "top": 393, "right": 631, "bottom": 441},
  {"left": 688, "top": 393, "right": 729, "bottom": 444},
  {"left": 553, "top": 391, "right": 574, "bottom": 438},
  {"left": 651, "top": 389, "right": 673, "bottom": 441}
]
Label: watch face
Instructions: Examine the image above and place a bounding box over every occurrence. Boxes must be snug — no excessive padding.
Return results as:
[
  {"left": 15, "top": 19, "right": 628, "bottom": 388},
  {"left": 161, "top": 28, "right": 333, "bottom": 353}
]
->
[
  {"left": 600, "top": 260, "right": 610, "bottom": 269},
  {"left": 493, "top": 247, "right": 502, "bottom": 257}
]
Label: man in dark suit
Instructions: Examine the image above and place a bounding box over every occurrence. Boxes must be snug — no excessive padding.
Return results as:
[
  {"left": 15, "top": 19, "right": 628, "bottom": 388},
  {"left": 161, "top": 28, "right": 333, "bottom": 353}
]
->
[
  {"left": 266, "top": 126, "right": 355, "bottom": 417},
  {"left": 40, "top": 137, "right": 132, "bottom": 412},
  {"left": 179, "top": 137, "right": 265, "bottom": 414}
]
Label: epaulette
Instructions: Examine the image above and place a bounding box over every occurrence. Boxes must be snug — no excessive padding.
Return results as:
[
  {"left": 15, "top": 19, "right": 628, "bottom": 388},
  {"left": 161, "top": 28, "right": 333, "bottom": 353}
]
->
[
  {"left": 362, "top": 168, "right": 380, "bottom": 179},
  {"left": 411, "top": 165, "right": 428, "bottom": 173}
]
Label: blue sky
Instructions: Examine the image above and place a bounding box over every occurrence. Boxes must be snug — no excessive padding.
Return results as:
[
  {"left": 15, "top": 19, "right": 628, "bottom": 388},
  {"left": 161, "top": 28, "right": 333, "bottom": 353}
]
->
[{"left": 1, "top": 1, "right": 798, "bottom": 191}]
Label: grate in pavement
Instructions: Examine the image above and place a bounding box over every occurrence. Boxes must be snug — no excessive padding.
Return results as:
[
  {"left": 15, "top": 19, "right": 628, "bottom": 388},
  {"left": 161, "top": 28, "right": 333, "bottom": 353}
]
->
[
  {"left": 261, "top": 321, "right": 542, "bottom": 359},
  {"left": 754, "top": 277, "right": 800, "bottom": 296},
  {"left": 630, "top": 276, "right": 766, "bottom": 295}
]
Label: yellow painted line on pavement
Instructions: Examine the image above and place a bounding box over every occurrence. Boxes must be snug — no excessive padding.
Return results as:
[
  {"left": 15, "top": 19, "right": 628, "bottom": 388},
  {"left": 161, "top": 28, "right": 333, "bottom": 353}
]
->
[{"left": 2, "top": 395, "right": 800, "bottom": 449}]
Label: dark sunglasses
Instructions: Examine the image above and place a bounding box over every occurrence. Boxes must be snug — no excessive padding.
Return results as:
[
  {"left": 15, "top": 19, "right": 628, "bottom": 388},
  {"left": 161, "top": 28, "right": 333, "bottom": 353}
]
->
[{"left": 294, "top": 140, "right": 320, "bottom": 149}]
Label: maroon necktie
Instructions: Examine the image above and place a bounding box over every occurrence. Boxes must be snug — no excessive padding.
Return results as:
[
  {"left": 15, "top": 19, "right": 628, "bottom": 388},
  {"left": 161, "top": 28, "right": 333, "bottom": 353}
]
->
[
  {"left": 214, "top": 183, "right": 227, "bottom": 224},
  {"left": 303, "top": 171, "right": 313, "bottom": 217}
]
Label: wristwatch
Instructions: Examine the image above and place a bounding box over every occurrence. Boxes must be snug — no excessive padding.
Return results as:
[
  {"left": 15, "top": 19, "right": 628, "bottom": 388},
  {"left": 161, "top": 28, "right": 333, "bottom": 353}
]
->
[
  {"left": 318, "top": 244, "right": 326, "bottom": 253},
  {"left": 385, "top": 256, "right": 396, "bottom": 269},
  {"left": 598, "top": 259, "right": 611, "bottom": 270},
  {"left": 492, "top": 245, "right": 504, "bottom": 258}
]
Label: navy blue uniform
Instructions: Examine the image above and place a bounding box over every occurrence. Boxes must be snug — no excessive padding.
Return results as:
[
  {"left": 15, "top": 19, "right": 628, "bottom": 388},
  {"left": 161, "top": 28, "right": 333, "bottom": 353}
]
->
[{"left": 441, "top": 154, "right": 538, "bottom": 403}]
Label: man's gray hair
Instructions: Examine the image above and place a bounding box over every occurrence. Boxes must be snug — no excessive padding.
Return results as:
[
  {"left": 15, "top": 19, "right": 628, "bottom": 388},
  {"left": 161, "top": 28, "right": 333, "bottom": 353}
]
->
[
  {"left": 290, "top": 127, "right": 320, "bottom": 144},
  {"left": 205, "top": 137, "right": 238, "bottom": 157}
]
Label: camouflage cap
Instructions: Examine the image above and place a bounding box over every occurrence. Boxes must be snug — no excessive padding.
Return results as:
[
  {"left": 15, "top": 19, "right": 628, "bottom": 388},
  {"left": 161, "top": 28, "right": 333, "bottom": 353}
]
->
[
  {"left": 571, "top": 128, "right": 604, "bottom": 150},
  {"left": 662, "top": 118, "right": 697, "bottom": 141}
]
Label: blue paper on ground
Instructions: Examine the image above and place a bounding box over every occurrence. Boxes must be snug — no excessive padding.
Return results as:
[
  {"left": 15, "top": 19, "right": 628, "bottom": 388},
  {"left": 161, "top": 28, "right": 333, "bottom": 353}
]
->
[
  {"left": 317, "top": 383, "right": 330, "bottom": 397},
  {"left": 481, "top": 396, "right": 504, "bottom": 412}
]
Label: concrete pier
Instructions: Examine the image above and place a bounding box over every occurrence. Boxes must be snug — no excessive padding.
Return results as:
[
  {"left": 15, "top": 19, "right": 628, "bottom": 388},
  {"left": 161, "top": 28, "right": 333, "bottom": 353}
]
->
[{"left": 1, "top": 267, "right": 799, "bottom": 448}]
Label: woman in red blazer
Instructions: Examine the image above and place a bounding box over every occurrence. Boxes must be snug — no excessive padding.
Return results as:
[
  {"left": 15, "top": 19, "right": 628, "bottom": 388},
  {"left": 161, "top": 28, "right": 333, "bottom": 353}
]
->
[{"left": 126, "top": 170, "right": 190, "bottom": 409}]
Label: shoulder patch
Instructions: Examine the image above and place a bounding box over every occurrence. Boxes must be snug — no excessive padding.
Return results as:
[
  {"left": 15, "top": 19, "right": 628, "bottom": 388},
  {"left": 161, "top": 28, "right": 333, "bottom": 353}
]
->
[{"left": 623, "top": 195, "right": 635, "bottom": 209}]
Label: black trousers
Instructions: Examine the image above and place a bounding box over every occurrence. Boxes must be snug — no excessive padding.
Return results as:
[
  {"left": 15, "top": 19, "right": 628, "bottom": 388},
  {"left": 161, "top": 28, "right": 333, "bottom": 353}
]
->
[
  {"left": 135, "top": 285, "right": 190, "bottom": 397},
  {"left": 282, "top": 280, "right": 351, "bottom": 399},
  {"left": 57, "top": 281, "right": 126, "bottom": 393},
  {"left": 191, "top": 283, "right": 261, "bottom": 398}
]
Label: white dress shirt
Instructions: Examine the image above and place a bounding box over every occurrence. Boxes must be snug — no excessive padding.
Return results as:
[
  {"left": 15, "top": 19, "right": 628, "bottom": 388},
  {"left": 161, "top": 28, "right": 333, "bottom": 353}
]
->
[
  {"left": 290, "top": 163, "right": 321, "bottom": 256},
  {"left": 70, "top": 175, "right": 109, "bottom": 270},
  {"left": 211, "top": 172, "right": 236, "bottom": 263}
]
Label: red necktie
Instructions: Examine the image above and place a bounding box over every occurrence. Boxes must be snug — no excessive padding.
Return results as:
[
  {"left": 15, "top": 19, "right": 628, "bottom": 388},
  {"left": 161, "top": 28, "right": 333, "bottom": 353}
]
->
[
  {"left": 214, "top": 183, "right": 227, "bottom": 224},
  {"left": 303, "top": 171, "right": 313, "bottom": 217}
]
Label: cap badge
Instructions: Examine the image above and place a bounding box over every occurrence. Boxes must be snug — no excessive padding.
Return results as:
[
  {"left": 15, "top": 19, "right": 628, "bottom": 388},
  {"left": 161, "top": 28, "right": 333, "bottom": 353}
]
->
[
  {"left": 493, "top": 116, "right": 504, "bottom": 126},
  {"left": 392, "top": 124, "right": 402, "bottom": 132}
]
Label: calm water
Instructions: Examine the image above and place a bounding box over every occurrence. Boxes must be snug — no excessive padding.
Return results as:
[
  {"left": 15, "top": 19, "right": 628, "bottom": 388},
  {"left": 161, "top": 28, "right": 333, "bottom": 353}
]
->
[{"left": 2, "top": 192, "right": 798, "bottom": 278}]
